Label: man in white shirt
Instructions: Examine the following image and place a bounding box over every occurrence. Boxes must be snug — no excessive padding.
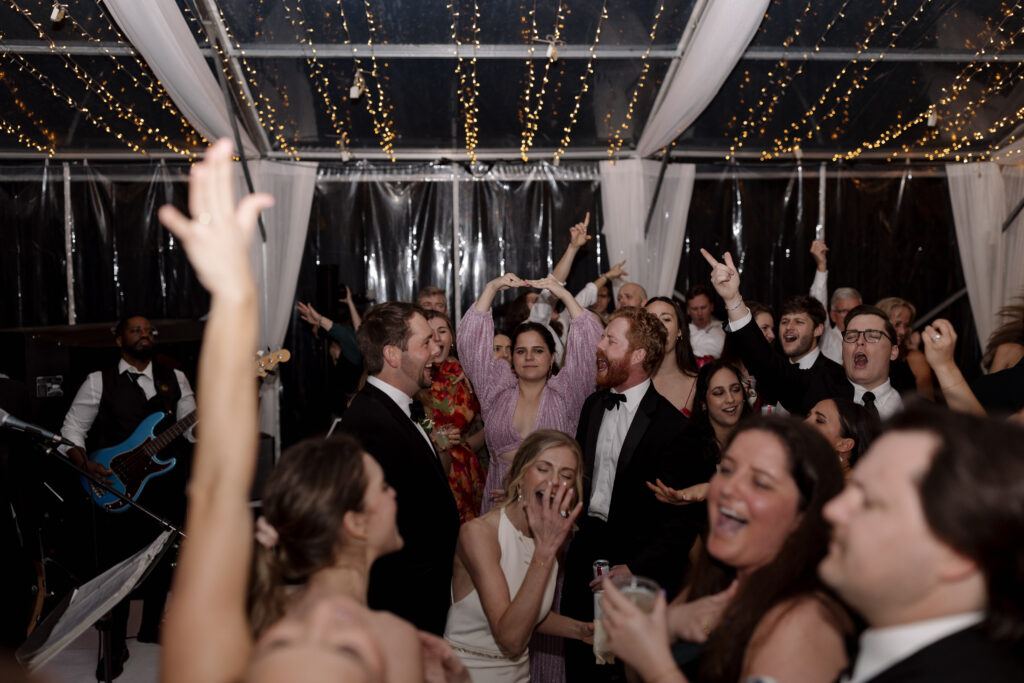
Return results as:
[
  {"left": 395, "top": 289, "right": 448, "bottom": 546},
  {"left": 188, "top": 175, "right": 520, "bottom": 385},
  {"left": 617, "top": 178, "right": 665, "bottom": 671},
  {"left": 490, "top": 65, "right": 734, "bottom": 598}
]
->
[
  {"left": 819, "top": 406, "right": 1024, "bottom": 682},
  {"left": 701, "top": 250, "right": 902, "bottom": 418},
  {"left": 340, "top": 301, "right": 459, "bottom": 635},
  {"left": 59, "top": 315, "right": 196, "bottom": 676},
  {"left": 809, "top": 239, "right": 862, "bottom": 364},
  {"left": 685, "top": 284, "right": 725, "bottom": 360},
  {"left": 561, "top": 307, "right": 711, "bottom": 682}
]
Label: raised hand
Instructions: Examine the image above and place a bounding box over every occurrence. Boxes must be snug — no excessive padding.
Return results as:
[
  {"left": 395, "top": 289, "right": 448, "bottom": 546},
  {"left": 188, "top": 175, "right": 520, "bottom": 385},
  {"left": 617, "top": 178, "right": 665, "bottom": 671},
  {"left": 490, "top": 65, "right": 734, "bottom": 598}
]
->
[
  {"left": 296, "top": 301, "right": 323, "bottom": 327},
  {"left": 810, "top": 239, "right": 829, "bottom": 271},
  {"left": 488, "top": 272, "right": 528, "bottom": 292},
  {"left": 666, "top": 579, "right": 738, "bottom": 643},
  {"left": 568, "top": 212, "right": 592, "bottom": 249},
  {"left": 338, "top": 284, "right": 353, "bottom": 305},
  {"left": 605, "top": 260, "right": 628, "bottom": 281},
  {"left": 646, "top": 479, "right": 709, "bottom": 506},
  {"left": 523, "top": 481, "right": 582, "bottom": 555},
  {"left": 922, "top": 319, "right": 957, "bottom": 371},
  {"left": 699, "top": 248, "right": 742, "bottom": 309},
  {"left": 158, "top": 139, "right": 273, "bottom": 298}
]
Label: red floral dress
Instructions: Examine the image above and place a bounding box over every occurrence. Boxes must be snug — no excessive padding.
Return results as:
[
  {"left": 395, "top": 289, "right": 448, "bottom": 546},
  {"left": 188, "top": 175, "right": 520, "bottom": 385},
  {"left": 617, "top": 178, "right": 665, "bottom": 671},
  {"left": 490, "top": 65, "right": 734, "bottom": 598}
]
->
[{"left": 427, "top": 357, "right": 486, "bottom": 522}]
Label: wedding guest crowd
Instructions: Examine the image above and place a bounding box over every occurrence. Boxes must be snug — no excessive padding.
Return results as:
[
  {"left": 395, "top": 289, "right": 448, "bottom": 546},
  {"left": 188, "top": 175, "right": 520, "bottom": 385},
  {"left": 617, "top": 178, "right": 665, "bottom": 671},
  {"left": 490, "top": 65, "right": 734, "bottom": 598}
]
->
[{"left": 14, "top": 139, "right": 1020, "bottom": 683}]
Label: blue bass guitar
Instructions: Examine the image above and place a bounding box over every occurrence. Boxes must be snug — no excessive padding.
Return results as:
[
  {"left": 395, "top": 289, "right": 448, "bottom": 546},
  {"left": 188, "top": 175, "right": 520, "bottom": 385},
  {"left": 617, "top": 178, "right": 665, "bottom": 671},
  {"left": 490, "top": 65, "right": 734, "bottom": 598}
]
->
[{"left": 80, "top": 349, "right": 290, "bottom": 512}]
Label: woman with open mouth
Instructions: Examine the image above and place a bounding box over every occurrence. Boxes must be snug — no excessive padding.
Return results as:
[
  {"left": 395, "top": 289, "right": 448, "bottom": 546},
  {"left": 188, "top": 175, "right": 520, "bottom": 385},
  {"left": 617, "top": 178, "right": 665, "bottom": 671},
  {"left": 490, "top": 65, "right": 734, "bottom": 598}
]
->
[
  {"left": 601, "top": 417, "right": 851, "bottom": 683},
  {"left": 444, "top": 430, "right": 594, "bottom": 682}
]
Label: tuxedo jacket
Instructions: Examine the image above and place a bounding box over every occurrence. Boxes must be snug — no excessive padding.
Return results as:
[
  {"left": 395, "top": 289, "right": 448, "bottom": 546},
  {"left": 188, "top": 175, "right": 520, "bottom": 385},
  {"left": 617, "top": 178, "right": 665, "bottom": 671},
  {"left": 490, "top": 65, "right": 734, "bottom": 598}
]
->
[
  {"left": 860, "top": 624, "right": 1024, "bottom": 682},
  {"left": 341, "top": 382, "right": 460, "bottom": 635},
  {"left": 562, "top": 384, "right": 713, "bottom": 618},
  {"left": 728, "top": 318, "right": 852, "bottom": 414}
]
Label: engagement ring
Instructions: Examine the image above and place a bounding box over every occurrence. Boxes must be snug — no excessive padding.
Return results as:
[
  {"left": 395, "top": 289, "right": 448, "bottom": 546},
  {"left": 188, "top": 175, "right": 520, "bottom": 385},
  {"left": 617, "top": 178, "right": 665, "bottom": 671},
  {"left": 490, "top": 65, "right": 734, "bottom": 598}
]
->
[
  {"left": 560, "top": 509, "right": 569, "bottom": 518},
  {"left": 932, "top": 334, "right": 941, "bottom": 343}
]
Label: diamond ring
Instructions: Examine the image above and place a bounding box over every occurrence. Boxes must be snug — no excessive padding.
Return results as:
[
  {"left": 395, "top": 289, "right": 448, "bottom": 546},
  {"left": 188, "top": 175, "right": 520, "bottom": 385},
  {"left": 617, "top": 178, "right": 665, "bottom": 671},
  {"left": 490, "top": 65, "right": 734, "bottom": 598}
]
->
[{"left": 932, "top": 334, "right": 941, "bottom": 343}]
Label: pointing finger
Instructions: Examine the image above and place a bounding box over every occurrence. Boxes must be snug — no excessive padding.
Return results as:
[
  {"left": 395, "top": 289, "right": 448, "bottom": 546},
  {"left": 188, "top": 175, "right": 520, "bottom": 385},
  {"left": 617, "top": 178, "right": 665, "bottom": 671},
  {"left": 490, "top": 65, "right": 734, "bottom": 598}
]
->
[{"left": 699, "top": 248, "right": 719, "bottom": 268}]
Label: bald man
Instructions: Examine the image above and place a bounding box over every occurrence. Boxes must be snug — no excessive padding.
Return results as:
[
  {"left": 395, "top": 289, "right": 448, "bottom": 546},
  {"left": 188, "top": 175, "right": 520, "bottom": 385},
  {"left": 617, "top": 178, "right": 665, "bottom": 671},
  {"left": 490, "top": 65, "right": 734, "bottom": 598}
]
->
[{"left": 616, "top": 282, "right": 647, "bottom": 309}]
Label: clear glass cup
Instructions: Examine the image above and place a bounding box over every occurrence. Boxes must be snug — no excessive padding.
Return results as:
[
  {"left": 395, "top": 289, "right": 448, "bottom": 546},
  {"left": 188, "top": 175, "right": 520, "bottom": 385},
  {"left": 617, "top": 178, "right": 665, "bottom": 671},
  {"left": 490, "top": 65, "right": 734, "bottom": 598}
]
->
[{"left": 593, "top": 574, "right": 660, "bottom": 664}]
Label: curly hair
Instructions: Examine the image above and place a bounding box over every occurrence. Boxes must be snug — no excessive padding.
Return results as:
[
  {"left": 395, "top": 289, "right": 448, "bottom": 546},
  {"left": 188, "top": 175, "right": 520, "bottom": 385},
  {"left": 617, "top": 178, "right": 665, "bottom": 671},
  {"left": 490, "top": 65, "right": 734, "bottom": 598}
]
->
[
  {"left": 983, "top": 295, "right": 1024, "bottom": 369},
  {"left": 606, "top": 306, "right": 667, "bottom": 376}
]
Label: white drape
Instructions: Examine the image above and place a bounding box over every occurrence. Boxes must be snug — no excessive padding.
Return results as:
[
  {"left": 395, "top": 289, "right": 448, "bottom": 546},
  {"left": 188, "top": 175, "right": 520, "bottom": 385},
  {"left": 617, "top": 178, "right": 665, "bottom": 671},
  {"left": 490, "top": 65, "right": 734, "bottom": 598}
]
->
[
  {"left": 946, "top": 163, "right": 1024, "bottom": 346},
  {"left": 636, "top": 0, "right": 770, "bottom": 157},
  {"left": 234, "top": 161, "right": 317, "bottom": 442},
  {"left": 101, "top": 0, "right": 257, "bottom": 155},
  {"left": 599, "top": 159, "right": 695, "bottom": 298}
]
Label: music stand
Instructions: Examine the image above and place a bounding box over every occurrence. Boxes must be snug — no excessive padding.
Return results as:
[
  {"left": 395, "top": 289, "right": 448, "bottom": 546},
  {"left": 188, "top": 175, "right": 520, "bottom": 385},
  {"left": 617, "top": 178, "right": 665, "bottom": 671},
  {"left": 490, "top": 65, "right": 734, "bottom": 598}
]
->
[{"left": 15, "top": 530, "right": 175, "bottom": 680}]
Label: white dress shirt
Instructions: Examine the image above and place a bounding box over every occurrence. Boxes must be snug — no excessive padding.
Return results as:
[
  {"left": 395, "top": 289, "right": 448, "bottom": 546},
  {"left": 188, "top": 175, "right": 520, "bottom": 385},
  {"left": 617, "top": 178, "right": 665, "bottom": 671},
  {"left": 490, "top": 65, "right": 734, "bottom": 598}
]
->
[
  {"left": 846, "top": 612, "right": 984, "bottom": 683},
  {"left": 60, "top": 359, "right": 196, "bottom": 450},
  {"left": 589, "top": 379, "right": 650, "bottom": 522},
  {"left": 689, "top": 319, "right": 726, "bottom": 359},
  {"left": 810, "top": 269, "right": 843, "bottom": 364},
  {"left": 366, "top": 376, "right": 435, "bottom": 452},
  {"left": 852, "top": 379, "right": 903, "bottom": 420}
]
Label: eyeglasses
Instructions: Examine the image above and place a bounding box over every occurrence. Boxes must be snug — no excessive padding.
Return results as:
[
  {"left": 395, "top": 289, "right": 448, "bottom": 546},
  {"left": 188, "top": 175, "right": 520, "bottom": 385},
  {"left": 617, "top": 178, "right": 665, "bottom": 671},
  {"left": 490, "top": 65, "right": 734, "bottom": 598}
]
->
[
  {"left": 842, "top": 329, "right": 892, "bottom": 344},
  {"left": 126, "top": 326, "right": 159, "bottom": 336}
]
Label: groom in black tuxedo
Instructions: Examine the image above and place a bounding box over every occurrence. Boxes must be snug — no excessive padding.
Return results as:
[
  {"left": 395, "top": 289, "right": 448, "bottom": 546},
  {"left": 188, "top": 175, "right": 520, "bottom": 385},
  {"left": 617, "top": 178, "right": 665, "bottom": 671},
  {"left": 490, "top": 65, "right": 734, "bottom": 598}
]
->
[
  {"left": 562, "top": 306, "right": 714, "bottom": 682},
  {"left": 340, "top": 301, "right": 459, "bottom": 635}
]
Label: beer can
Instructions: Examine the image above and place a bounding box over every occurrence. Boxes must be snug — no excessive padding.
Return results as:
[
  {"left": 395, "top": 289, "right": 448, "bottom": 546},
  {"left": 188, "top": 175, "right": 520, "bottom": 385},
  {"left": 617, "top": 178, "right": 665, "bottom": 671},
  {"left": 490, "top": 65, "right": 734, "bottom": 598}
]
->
[{"left": 593, "top": 559, "right": 610, "bottom": 581}]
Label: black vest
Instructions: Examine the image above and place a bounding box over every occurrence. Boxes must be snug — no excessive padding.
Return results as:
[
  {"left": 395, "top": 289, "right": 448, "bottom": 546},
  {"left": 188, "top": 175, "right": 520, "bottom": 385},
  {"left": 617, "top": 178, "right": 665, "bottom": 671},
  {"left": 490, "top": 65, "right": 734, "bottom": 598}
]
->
[{"left": 88, "top": 363, "right": 182, "bottom": 453}]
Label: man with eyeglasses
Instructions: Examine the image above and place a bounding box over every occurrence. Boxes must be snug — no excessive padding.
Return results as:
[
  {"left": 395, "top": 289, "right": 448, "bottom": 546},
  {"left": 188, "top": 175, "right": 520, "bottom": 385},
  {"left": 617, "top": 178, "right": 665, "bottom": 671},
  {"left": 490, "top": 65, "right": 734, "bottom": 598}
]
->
[
  {"left": 701, "top": 250, "right": 902, "bottom": 419},
  {"left": 59, "top": 314, "right": 196, "bottom": 678},
  {"left": 809, "top": 239, "right": 863, "bottom": 364}
]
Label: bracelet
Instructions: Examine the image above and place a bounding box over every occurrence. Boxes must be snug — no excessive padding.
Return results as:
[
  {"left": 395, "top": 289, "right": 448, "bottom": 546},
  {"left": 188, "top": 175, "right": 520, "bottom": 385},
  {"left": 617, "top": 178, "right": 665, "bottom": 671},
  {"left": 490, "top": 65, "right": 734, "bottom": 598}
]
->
[{"left": 725, "top": 300, "right": 744, "bottom": 311}]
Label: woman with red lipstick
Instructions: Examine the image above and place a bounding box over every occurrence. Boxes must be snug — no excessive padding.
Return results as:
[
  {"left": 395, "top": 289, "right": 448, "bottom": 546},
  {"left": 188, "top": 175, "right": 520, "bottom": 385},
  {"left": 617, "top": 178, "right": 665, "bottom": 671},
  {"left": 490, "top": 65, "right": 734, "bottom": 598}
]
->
[{"left": 602, "top": 417, "right": 851, "bottom": 683}]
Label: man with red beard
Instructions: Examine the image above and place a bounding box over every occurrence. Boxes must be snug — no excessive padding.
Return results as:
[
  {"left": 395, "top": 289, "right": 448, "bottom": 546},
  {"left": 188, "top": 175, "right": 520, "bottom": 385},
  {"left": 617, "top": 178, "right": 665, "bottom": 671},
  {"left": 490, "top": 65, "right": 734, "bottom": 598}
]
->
[{"left": 560, "top": 306, "right": 713, "bottom": 682}]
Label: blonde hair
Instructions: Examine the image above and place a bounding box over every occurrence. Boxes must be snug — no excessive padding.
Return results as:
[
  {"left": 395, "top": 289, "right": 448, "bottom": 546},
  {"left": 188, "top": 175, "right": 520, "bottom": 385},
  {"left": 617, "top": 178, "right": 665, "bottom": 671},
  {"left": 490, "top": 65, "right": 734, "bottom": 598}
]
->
[
  {"left": 875, "top": 296, "right": 916, "bottom": 322},
  {"left": 502, "top": 430, "right": 584, "bottom": 512}
]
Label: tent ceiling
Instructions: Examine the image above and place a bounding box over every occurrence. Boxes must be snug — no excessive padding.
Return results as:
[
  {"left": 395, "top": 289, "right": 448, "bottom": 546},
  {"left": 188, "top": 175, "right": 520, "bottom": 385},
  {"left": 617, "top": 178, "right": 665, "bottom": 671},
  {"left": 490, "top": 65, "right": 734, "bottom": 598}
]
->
[{"left": 2, "top": 0, "right": 1023, "bottom": 163}]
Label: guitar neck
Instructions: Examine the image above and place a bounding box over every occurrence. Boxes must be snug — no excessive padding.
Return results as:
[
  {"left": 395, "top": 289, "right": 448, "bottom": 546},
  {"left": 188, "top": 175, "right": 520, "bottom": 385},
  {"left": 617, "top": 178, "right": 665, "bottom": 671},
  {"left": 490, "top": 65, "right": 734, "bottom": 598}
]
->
[{"left": 146, "top": 411, "right": 198, "bottom": 455}]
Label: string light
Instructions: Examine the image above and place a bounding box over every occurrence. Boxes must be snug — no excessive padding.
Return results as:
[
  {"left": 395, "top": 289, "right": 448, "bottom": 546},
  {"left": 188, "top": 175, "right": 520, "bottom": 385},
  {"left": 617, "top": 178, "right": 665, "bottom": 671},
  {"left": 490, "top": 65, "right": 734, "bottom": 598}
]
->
[
  {"left": 3, "top": 0, "right": 197, "bottom": 156},
  {"left": 0, "top": 96, "right": 54, "bottom": 154},
  {"left": 836, "top": 1, "right": 1024, "bottom": 162},
  {"left": 279, "top": 0, "right": 350, "bottom": 153},
  {"left": 360, "top": 0, "right": 398, "bottom": 161},
  {"left": 759, "top": 0, "right": 937, "bottom": 161},
  {"left": 553, "top": 0, "right": 607, "bottom": 163},
  {"left": 728, "top": 0, "right": 853, "bottom": 159},
  {"left": 606, "top": 0, "right": 663, "bottom": 160},
  {"left": 448, "top": 0, "right": 482, "bottom": 162},
  {"left": 519, "top": 0, "right": 566, "bottom": 161}
]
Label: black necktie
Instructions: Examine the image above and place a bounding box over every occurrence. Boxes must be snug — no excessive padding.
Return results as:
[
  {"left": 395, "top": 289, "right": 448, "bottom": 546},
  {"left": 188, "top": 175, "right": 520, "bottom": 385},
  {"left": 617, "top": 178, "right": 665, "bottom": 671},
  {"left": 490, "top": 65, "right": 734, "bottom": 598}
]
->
[
  {"left": 603, "top": 392, "right": 627, "bottom": 411},
  {"left": 409, "top": 401, "right": 426, "bottom": 423},
  {"left": 862, "top": 391, "right": 879, "bottom": 419}
]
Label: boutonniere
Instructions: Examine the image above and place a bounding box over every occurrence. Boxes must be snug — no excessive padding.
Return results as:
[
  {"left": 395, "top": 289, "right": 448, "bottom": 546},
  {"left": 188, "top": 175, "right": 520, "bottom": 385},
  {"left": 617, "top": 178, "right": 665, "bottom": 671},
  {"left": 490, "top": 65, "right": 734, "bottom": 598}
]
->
[{"left": 418, "top": 417, "right": 434, "bottom": 435}]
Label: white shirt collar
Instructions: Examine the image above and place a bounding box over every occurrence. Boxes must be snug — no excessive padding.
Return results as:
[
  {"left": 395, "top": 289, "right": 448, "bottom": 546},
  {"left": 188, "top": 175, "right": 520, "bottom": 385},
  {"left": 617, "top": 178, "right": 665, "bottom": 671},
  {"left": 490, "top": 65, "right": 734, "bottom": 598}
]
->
[
  {"left": 791, "top": 346, "right": 821, "bottom": 369},
  {"left": 851, "top": 378, "right": 895, "bottom": 402},
  {"left": 367, "top": 375, "right": 414, "bottom": 418},
  {"left": 690, "top": 317, "right": 722, "bottom": 333},
  {"left": 118, "top": 358, "right": 153, "bottom": 380},
  {"left": 848, "top": 612, "right": 984, "bottom": 683},
  {"left": 611, "top": 378, "right": 650, "bottom": 413}
]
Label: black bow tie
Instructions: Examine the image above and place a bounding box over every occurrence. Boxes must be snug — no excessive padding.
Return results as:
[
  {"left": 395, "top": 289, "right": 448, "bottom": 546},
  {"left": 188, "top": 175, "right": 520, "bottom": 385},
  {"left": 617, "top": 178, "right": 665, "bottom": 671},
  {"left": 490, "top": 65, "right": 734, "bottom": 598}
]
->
[
  {"left": 603, "top": 392, "right": 627, "bottom": 411},
  {"left": 409, "top": 401, "right": 427, "bottom": 423}
]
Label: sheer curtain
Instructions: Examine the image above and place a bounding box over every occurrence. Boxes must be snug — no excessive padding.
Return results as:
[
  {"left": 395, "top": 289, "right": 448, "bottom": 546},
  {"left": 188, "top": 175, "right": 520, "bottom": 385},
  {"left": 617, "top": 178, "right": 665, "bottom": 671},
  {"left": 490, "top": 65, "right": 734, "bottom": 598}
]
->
[
  {"left": 599, "top": 159, "right": 695, "bottom": 299},
  {"left": 946, "top": 163, "right": 1024, "bottom": 346},
  {"left": 235, "top": 161, "right": 317, "bottom": 442},
  {"left": 637, "top": 0, "right": 770, "bottom": 156},
  {"left": 102, "top": 0, "right": 257, "bottom": 154}
]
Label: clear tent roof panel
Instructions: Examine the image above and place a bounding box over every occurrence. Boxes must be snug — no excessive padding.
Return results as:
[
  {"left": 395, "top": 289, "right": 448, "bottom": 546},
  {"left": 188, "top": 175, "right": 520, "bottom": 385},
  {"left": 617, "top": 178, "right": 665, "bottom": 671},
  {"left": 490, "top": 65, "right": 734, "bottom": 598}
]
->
[
  {"left": 213, "top": 0, "right": 695, "bottom": 47},
  {"left": 245, "top": 55, "right": 670, "bottom": 151}
]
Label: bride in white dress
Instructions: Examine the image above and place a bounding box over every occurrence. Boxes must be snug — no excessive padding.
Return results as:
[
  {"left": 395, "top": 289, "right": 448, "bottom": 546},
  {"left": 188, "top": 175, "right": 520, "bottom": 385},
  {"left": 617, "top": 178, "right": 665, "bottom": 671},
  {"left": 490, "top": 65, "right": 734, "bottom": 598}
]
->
[{"left": 444, "top": 430, "right": 595, "bottom": 682}]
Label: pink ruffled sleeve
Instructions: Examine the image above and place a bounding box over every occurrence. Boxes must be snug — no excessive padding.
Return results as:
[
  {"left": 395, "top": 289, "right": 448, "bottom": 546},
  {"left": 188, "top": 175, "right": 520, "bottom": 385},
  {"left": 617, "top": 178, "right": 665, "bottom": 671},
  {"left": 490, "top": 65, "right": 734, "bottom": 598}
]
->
[
  {"left": 456, "top": 307, "right": 517, "bottom": 412},
  {"left": 547, "top": 310, "right": 602, "bottom": 425}
]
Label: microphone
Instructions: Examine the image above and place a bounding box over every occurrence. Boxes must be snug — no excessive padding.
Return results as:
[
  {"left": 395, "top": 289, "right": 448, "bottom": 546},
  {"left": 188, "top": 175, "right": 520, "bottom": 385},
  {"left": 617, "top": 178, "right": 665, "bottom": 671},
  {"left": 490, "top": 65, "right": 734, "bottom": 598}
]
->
[{"left": 0, "top": 408, "right": 77, "bottom": 448}]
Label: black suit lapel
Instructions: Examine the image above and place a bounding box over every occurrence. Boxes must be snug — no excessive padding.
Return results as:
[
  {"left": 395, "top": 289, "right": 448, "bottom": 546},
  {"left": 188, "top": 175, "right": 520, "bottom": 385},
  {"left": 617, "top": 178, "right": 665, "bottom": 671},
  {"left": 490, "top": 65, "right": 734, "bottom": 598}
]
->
[
  {"left": 583, "top": 390, "right": 608, "bottom": 506},
  {"left": 614, "top": 385, "right": 658, "bottom": 479},
  {"left": 363, "top": 383, "right": 447, "bottom": 482}
]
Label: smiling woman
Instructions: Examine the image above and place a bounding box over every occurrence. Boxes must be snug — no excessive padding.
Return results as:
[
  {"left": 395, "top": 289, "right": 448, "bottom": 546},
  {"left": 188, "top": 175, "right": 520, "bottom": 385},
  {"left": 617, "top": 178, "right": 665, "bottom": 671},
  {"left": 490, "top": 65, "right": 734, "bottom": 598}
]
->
[{"left": 601, "top": 416, "right": 851, "bottom": 683}]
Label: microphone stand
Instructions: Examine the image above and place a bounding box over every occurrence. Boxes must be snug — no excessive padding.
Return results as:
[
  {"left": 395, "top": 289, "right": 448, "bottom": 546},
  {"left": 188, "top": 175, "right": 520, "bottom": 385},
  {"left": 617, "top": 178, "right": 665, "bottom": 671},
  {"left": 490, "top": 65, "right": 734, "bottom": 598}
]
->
[{"left": 32, "top": 435, "right": 184, "bottom": 683}]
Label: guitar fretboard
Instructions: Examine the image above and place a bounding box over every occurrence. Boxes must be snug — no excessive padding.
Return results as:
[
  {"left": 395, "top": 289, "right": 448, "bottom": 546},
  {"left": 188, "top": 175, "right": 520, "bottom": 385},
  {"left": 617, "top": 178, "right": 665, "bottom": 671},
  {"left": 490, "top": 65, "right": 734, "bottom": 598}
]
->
[{"left": 140, "top": 411, "right": 197, "bottom": 457}]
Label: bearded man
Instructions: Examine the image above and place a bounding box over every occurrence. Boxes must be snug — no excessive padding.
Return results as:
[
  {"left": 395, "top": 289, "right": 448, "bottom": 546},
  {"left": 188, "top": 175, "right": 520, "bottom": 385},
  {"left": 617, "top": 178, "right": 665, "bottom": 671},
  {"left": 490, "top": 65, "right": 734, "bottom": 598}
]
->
[{"left": 560, "top": 306, "right": 713, "bottom": 682}]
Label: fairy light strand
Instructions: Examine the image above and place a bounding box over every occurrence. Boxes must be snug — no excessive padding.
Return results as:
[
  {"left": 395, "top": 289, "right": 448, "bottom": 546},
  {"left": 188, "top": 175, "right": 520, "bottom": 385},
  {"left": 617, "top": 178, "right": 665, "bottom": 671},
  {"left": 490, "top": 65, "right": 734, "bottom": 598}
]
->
[
  {"left": 606, "top": 0, "right": 663, "bottom": 160},
  {"left": 519, "top": 1, "right": 566, "bottom": 160},
  {"left": 554, "top": 0, "right": 607, "bottom": 163},
  {"left": 448, "top": 0, "right": 483, "bottom": 161}
]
